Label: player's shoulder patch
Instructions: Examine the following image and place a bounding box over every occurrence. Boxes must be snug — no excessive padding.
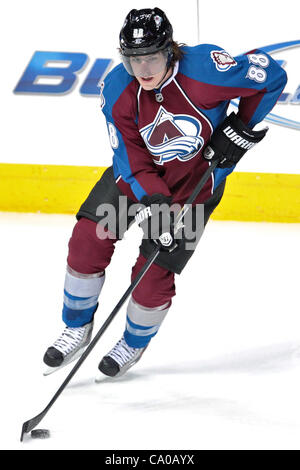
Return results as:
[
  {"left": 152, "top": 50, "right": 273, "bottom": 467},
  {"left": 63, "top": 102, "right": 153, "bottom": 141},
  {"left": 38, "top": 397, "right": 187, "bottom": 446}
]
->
[{"left": 210, "top": 49, "right": 237, "bottom": 72}]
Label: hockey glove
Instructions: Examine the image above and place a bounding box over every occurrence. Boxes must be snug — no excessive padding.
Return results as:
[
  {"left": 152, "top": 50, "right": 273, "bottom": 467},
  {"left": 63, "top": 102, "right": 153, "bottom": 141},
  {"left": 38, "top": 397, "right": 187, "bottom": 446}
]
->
[
  {"left": 135, "top": 193, "right": 177, "bottom": 252},
  {"left": 203, "top": 112, "right": 268, "bottom": 168}
]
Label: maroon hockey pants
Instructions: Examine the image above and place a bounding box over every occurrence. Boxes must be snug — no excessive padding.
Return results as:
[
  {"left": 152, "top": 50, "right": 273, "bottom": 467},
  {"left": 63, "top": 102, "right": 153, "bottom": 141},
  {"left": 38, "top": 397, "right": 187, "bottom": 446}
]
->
[{"left": 67, "top": 217, "right": 176, "bottom": 308}]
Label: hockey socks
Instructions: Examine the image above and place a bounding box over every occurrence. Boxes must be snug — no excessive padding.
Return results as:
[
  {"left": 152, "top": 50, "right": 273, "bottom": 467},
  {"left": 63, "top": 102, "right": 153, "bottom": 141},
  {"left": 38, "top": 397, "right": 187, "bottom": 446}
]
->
[
  {"left": 124, "top": 297, "right": 170, "bottom": 348},
  {"left": 62, "top": 265, "right": 105, "bottom": 327}
]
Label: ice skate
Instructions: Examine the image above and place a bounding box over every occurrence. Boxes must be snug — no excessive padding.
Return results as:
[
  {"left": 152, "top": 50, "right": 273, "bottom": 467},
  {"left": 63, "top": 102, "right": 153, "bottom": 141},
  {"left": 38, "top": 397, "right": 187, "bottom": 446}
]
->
[
  {"left": 43, "top": 321, "right": 93, "bottom": 375},
  {"left": 97, "top": 335, "right": 147, "bottom": 378}
]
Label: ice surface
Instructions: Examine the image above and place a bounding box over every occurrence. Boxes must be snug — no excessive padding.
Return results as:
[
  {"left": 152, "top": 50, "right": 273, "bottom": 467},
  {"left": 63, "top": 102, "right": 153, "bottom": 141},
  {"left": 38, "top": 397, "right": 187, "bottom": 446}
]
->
[{"left": 1, "top": 212, "right": 300, "bottom": 450}]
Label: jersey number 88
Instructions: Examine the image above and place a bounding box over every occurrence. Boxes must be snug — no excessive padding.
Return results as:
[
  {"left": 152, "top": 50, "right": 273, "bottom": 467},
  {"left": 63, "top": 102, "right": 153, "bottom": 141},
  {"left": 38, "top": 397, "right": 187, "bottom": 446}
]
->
[{"left": 246, "top": 53, "right": 270, "bottom": 84}]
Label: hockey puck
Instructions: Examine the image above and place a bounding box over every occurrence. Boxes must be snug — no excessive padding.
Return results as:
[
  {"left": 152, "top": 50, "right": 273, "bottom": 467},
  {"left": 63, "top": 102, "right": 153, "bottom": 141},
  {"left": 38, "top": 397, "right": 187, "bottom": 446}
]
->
[{"left": 31, "top": 429, "right": 50, "bottom": 439}]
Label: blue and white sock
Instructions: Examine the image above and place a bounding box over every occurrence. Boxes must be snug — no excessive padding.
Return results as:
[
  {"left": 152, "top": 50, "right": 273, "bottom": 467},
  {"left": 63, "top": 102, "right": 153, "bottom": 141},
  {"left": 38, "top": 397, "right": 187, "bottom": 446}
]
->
[
  {"left": 62, "top": 265, "right": 105, "bottom": 327},
  {"left": 124, "top": 297, "right": 170, "bottom": 348}
]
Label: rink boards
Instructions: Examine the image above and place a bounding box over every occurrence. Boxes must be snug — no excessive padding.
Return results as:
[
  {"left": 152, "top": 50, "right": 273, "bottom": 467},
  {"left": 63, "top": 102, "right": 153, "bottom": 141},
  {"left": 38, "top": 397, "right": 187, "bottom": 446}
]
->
[{"left": 1, "top": 163, "right": 299, "bottom": 223}]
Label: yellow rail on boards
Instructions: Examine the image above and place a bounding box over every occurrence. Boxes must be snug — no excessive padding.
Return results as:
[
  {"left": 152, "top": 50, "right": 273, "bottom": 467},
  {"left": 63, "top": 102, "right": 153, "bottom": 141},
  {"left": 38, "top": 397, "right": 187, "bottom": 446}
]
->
[{"left": 0, "top": 163, "right": 299, "bottom": 222}]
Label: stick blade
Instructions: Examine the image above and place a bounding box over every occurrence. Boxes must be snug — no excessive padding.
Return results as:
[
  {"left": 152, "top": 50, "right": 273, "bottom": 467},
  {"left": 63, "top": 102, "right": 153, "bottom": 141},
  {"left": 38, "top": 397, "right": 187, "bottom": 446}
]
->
[{"left": 20, "top": 411, "right": 46, "bottom": 441}]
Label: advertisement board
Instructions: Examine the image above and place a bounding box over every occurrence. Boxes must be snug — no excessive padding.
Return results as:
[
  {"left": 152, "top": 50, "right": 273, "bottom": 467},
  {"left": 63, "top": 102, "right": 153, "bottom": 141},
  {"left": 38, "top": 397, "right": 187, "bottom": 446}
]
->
[{"left": 1, "top": 0, "right": 299, "bottom": 220}]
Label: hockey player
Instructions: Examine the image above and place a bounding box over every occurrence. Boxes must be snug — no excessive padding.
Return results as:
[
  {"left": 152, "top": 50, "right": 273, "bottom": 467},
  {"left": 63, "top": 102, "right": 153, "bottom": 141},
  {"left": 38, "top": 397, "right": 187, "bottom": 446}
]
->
[{"left": 43, "top": 8, "right": 287, "bottom": 377}]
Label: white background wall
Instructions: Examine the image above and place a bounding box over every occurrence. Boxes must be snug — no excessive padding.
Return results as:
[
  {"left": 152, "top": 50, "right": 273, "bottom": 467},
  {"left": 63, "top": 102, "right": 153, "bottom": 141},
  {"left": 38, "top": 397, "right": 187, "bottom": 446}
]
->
[{"left": 2, "top": 0, "right": 300, "bottom": 173}]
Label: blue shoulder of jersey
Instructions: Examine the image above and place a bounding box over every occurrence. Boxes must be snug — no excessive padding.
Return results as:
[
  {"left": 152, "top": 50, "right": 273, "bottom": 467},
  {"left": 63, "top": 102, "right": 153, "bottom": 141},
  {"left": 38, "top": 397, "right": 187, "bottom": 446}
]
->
[
  {"left": 179, "top": 43, "right": 287, "bottom": 93},
  {"left": 101, "top": 63, "right": 135, "bottom": 115},
  {"left": 179, "top": 43, "right": 227, "bottom": 84}
]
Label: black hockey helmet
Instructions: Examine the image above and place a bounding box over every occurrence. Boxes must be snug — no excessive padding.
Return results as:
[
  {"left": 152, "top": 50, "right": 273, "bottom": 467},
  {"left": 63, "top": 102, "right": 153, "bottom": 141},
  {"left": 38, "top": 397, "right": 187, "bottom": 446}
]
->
[
  {"left": 119, "top": 8, "right": 173, "bottom": 77},
  {"left": 119, "top": 7, "right": 173, "bottom": 57}
]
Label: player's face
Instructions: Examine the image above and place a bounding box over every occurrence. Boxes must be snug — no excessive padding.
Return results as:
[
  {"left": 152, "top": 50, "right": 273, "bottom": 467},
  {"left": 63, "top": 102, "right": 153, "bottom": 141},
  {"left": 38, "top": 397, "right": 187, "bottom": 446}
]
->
[
  {"left": 134, "top": 67, "right": 172, "bottom": 90},
  {"left": 129, "top": 52, "right": 170, "bottom": 90}
]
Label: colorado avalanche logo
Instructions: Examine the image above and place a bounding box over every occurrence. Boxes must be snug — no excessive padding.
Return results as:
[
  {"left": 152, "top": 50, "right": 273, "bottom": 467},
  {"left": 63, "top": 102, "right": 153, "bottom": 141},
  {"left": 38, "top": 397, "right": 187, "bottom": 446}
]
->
[
  {"left": 140, "top": 107, "right": 204, "bottom": 165},
  {"left": 210, "top": 50, "right": 237, "bottom": 72}
]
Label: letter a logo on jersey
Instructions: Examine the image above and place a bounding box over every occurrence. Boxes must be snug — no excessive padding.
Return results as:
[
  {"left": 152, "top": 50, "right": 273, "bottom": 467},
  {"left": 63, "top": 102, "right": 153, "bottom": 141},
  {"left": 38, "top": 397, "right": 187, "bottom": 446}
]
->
[{"left": 140, "top": 106, "right": 204, "bottom": 165}]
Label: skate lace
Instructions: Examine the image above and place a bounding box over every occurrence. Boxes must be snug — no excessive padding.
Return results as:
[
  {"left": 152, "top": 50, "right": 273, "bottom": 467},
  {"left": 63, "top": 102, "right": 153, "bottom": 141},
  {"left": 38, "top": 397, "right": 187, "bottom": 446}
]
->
[
  {"left": 53, "top": 326, "right": 86, "bottom": 356},
  {"left": 109, "top": 337, "right": 139, "bottom": 367}
]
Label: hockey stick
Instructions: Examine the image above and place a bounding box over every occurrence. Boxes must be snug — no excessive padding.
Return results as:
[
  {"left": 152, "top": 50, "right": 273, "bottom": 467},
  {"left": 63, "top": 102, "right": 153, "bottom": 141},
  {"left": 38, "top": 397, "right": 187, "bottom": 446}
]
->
[{"left": 20, "top": 160, "right": 218, "bottom": 442}]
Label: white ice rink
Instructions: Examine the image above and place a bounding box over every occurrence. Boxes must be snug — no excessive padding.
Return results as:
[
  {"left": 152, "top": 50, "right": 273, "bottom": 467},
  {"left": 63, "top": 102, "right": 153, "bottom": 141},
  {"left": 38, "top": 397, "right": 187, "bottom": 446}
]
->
[{"left": 1, "top": 212, "right": 300, "bottom": 450}]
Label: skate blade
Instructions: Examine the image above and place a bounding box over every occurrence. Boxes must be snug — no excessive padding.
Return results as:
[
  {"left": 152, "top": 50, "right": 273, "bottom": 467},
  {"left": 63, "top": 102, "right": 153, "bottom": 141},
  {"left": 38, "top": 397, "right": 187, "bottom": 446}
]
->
[
  {"left": 43, "top": 365, "right": 61, "bottom": 376},
  {"left": 94, "top": 373, "right": 120, "bottom": 383},
  {"left": 95, "top": 369, "right": 128, "bottom": 384},
  {"left": 43, "top": 346, "right": 87, "bottom": 376}
]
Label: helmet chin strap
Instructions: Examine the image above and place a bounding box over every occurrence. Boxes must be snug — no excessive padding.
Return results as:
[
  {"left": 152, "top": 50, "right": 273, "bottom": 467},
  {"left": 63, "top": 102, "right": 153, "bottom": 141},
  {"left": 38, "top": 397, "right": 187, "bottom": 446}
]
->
[
  {"left": 155, "top": 65, "right": 172, "bottom": 89},
  {"left": 155, "top": 49, "right": 173, "bottom": 88}
]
